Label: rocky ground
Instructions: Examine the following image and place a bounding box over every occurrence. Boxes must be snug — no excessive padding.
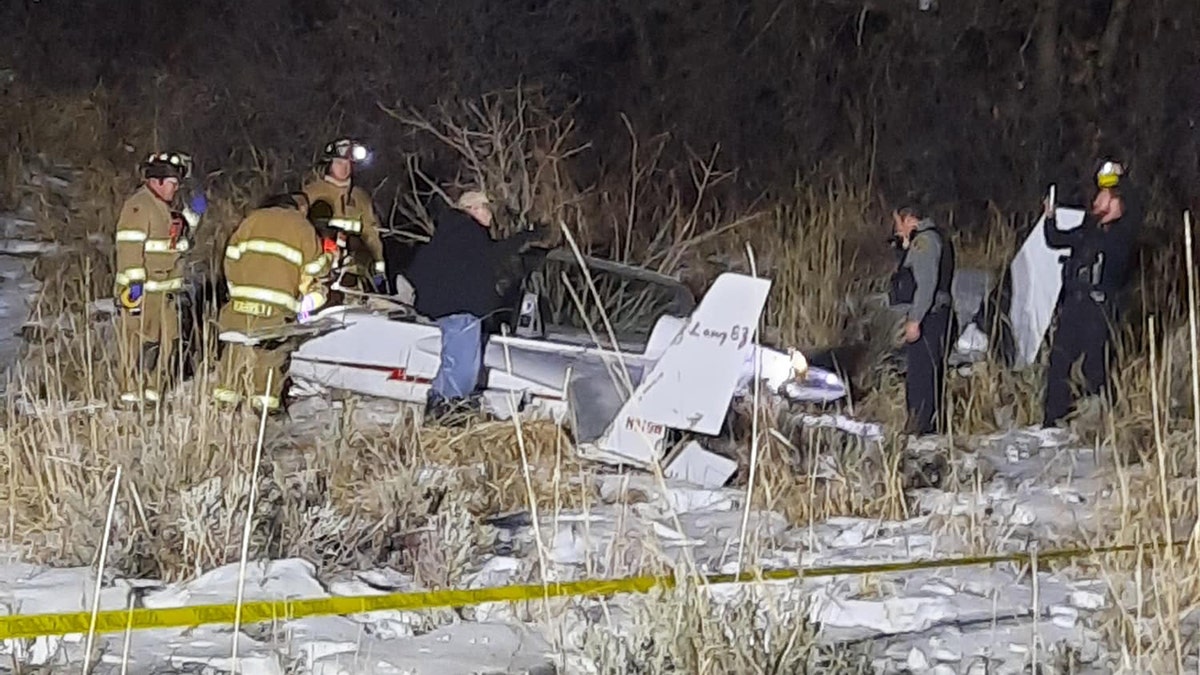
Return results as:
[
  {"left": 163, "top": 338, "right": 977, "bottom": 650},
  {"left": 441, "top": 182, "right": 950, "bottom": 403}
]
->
[{"left": 0, "top": 410, "right": 1171, "bottom": 673}]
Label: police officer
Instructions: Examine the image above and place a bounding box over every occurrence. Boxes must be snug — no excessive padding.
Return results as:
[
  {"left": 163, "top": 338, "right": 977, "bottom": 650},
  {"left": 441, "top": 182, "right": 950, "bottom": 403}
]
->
[
  {"left": 212, "top": 192, "right": 330, "bottom": 414},
  {"left": 113, "top": 151, "right": 207, "bottom": 405},
  {"left": 301, "top": 138, "right": 387, "bottom": 292},
  {"left": 889, "top": 205, "right": 957, "bottom": 436},
  {"left": 1042, "top": 160, "right": 1142, "bottom": 427}
]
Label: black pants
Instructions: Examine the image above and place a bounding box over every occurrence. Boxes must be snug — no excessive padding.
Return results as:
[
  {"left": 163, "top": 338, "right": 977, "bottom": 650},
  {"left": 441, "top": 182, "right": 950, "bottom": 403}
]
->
[
  {"left": 1044, "top": 294, "right": 1114, "bottom": 426},
  {"left": 906, "top": 305, "right": 956, "bottom": 435}
]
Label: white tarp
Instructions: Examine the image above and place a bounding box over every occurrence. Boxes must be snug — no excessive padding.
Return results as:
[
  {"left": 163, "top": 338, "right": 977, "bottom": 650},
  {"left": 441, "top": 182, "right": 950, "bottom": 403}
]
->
[{"left": 1010, "top": 208, "right": 1085, "bottom": 368}]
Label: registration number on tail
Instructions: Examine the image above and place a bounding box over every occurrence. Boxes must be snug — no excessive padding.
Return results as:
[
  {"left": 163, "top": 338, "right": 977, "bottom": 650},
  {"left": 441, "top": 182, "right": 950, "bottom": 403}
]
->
[{"left": 625, "top": 417, "right": 665, "bottom": 436}]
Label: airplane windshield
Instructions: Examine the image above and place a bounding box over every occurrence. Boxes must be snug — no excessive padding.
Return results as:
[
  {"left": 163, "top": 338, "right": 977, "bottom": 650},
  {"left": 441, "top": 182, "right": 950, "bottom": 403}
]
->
[{"left": 517, "top": 249, "right": 695, "bottom": 340}]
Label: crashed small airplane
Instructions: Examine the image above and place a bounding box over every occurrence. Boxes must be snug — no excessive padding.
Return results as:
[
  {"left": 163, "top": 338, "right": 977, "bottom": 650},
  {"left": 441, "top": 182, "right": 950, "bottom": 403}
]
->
[{"left": 231, "top": 248, "right": 848, "bottom": 468}]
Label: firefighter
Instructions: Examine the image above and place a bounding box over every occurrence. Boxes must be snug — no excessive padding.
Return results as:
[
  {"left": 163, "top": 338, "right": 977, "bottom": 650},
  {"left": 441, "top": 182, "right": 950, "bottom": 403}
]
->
[
  {"left": 301, "top": 138, "right": 387, "bottom": 293},
  {"left": 113, "top": 151, "right": 207, "bottom": 404},
  {"left": 1042, "top": 160, "right": 1143, "bottom": 427},
  {"left": 212, "top": 192, "right": 330, "bottom": 414},
  {"left": 888, "top": 204, "right": 957, "bottom": 436}
]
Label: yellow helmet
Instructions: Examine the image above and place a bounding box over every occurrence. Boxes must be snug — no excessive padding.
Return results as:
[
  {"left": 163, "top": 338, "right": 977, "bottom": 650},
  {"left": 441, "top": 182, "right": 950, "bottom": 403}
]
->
[{"left": 1096, "top": 160, "right": 1123, "bottom": 189}]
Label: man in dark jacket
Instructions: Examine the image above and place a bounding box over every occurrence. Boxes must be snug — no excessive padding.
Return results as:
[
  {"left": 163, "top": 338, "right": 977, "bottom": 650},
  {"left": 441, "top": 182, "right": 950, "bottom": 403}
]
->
[
  {"left": 404, "top": 190, "right": 543, "bottom": 416},
  {"left": 1042, "top": 160, "right": 1143, "bottom": 427},
  {"left": 888, "top": 205, "right": 958, "bottom": 436}
]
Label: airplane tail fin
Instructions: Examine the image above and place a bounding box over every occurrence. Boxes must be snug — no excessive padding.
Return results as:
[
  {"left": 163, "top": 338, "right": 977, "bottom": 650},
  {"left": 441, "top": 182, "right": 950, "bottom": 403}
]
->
[{"left": 578, "top": 272, "right": 772, "bottom": 467}]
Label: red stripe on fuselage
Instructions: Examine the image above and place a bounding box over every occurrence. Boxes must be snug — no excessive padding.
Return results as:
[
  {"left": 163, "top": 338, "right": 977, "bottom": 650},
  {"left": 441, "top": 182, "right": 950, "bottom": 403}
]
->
[
  {"left": 292, "top": 357, "right": 565, "bottom": 401},
  {"left": 292, "top": 357, "right": 433, "bottom": 384}
]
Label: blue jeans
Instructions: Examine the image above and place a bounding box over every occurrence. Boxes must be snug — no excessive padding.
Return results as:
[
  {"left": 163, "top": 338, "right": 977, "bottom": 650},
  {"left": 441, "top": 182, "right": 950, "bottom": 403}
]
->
[{"left": 431, "top": 314, "right": 483, "bottom": 402}]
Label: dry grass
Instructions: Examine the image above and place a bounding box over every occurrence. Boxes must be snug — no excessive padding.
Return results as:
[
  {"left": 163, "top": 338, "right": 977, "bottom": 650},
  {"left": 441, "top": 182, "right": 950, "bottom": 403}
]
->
[{"left": 4, "top": 84, "right": 1200, "bottom": 672}]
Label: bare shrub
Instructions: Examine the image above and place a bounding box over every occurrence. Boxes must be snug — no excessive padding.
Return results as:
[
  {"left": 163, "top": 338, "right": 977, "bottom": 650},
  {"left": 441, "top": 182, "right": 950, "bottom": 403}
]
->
[{"left": 382, "top": 87, "right": 592, "bottom": 243}]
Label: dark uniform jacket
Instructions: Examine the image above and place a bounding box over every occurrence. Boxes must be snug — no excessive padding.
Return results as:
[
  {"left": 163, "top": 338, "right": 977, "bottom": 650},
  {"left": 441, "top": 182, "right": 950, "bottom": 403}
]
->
[
  {"left": 405, "top": 203, "right": 535, "bottom": 320},
  {"left": 1044, "top": 189, "right": 1143, "bottom": 304},
  {"left": 889, "top": 219, "right": 955, "bottom": 324}
]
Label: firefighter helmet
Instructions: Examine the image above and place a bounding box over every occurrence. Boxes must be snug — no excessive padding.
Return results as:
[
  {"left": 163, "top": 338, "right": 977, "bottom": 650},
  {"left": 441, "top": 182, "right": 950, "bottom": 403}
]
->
[
  {"left": 322, "top": 138, "right": 371, "bottom": 164},
  {"left": 142, "top": 151, "right": 191, "bottom": 181}
]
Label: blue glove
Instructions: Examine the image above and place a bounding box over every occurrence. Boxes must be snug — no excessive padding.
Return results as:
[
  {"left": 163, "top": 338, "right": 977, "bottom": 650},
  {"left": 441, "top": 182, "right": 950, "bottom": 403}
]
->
[
  {"left": 189, "top": 193, "right": 207, "bottom": 215},
  {"left": 120, "top": 283, "right": 144, "bottom": 311},
  {"left": 373, "top": 274, "right": 387, "bottom": 291}
]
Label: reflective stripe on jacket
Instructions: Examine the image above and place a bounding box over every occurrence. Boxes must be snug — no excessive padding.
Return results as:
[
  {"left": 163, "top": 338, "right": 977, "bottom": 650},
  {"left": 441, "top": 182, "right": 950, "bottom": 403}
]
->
[
  {"left": 222, "top": 206, "right": 330, "bottom": 318},
  {"left": 114, "top": 186, "right": 189, "bottom": 292},
  {"left": 301, "top": 176, "right": 385, "bottom": 272}
]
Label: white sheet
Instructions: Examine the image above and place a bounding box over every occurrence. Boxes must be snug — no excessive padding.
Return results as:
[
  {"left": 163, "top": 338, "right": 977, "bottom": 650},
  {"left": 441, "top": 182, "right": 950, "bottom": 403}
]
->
[{"left": 1010, "top": 208, "right": 1085, "bottom": 368}]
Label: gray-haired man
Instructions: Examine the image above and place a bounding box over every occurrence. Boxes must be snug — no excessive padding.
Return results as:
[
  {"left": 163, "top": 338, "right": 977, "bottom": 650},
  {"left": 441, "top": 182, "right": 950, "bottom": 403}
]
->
[{"left": 404, "top": 190, "right": 545, "bottom": 419}]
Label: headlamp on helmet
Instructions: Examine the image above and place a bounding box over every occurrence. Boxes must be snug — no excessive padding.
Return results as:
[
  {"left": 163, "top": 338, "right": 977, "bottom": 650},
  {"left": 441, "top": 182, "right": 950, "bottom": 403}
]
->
[
  {"left": 323, "top": 138, "right": 371, "bottom": 164},
  {"left": 1096, "top": 160, "right": 1123, "bottom": 189},
  {"left": 142, "top": 151, "right": 191, "bottom": 181}
]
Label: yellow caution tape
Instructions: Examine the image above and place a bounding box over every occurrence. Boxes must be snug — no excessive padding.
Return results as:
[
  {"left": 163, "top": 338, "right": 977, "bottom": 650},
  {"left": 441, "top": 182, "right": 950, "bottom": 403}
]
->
[{"left": 0, "top": 539, "right": 1187, "bottom": 641}]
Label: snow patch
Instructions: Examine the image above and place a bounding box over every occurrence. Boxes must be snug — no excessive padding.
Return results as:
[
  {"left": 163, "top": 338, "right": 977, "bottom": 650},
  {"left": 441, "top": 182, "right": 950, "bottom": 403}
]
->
[{"left": 141, "top": 559, "right": 327, "bottom": 609}]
